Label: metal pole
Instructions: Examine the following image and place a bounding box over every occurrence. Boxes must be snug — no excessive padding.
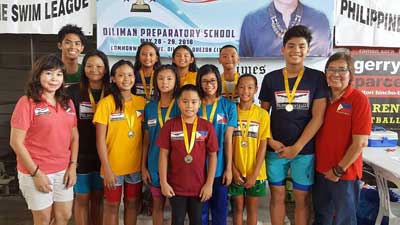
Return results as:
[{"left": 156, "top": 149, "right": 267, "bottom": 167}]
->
[{"left": 30, "top": 34, "right": 34, "bottom": 67}]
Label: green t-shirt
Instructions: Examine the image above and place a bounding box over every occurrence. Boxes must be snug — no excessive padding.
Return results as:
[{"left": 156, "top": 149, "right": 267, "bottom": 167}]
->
[{"left": 65, "top": 64, "right": 82, "bottom": 86}]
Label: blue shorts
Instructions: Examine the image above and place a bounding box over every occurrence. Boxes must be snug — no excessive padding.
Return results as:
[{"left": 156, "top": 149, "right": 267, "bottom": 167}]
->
[
  {"left": 266, "top": 152, "right": 314, "bottom": 191},
  {"left": 114, "top": 172, "right": 142, "bottom": 186},
  {"left": 74, "top": 172, "right": 104, "bottom": 194}
]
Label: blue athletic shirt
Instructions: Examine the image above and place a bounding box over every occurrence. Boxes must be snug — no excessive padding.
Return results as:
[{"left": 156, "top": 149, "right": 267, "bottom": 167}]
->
[
  {"left": 258, "top": 67, "right": 328, "bottom": 154},
  {"left": 144, "top": 99, "right": 180, "bottom": 187},
  {"left": 198, "top": 96, "right": 237, "bottom": 177}
]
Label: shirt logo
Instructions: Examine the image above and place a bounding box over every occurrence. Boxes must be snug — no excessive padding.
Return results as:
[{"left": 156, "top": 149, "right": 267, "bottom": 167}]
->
[
  {"left": 110, "top": 112, "right": 125, "bottom": 121},
  {"left": 336, "top": 103, "right": 352, "bottom": 115},
  {"left": 275, "top": 90, "right": 310, "bottom": 111},
  {"left": 171, "top": 131, "right": 184, "bottom": 140},
  {"left": 136, "top": 110, "right": 144, "bottom": 119},
  {"left": 195, "top": 131, "right": 208, "bottom": 141},
  {"left": 217, "top": 114, "right": 227, "bottom": 124},
  {"left": 147, "top": 118, "right": 157, "bottom": 127},
  {"left": 34, "top": 107, "right": 50, "bottom": 116},
  {"left": 79, "top": 102, "right": 94, "bottom": 120}
]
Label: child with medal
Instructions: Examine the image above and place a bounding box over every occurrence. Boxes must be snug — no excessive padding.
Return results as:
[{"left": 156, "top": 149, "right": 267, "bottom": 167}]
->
[
  {"left": 172, "top": 45, "right": 198, "bottom": 87},
  {"left": 259, "top": 25, "right": 328, "bottom": 225},
  {"left": 132, "top": 42, "right": 161, "bottom": 100},
  {"left": 67, "top": 50, "right": 110, "bottom": 225},
  {"left": 230, "top": 74, "right": 270, "bottom": 225},
  {"left": 93, "top": 60, "right": 146, "bottom": 225},
  {"left": 219, "top": 45, "right": 240, "bottom": 103},
  {"left": 196, "top": 64, "right": 237, "bottom": 225},
  {"left": 141, "top": 65, "right": 180, "bottom": 225},
  {"left": 157, "top": 84, "right": 218, "bottom": 225}
]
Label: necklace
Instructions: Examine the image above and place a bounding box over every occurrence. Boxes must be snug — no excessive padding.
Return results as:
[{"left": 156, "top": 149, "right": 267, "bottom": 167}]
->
[{"left": 268, "top": 2, "right": 303, "bottom": 38}]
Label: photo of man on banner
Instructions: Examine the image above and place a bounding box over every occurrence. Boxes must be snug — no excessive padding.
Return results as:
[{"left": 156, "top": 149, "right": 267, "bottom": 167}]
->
[{"left": 239, "top": 0, "right": 332, "bottom": 57}]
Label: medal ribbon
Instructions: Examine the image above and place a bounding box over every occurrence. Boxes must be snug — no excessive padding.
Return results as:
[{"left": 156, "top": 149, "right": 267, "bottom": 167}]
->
[
  {"left": 202, "top": 97, "right": 219, "bottom": 123},
  {"left": 139, "top": 69, "right": 154, "bottom": 99},
  {"left": 124, "top": 94, "right": 136, "bottom": 134},
  {"left": 283, "top": 68, "right": 304, "bottom": 104},
  {"left": 238, "top": 104, "right": 254, "bottom": 143},
  {"left": 88, "top": 88, "right": 104, "bottom": 111},
  {"left": 182, "top": 116, "right": 198, "bottom": 155},
  {"left": 222, "top": 72, "right": 239, "bottom": 100},
  {"left": 157, "top": 99, "right": 175, "bottom": 128}
]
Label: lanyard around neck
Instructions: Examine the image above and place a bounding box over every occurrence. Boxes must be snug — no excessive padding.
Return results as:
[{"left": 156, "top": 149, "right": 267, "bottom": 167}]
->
[
  {"left": 202, "top": 97, "right": 219, "bottom": 123},
  {"left": 283, "top": 68, "right": 304, "bottom": 104},
  {"left": 88, "top": 88, "right": 104, "bottom": 111},
  {"left": 139, "top": 69, "right": 154, "bottom": 100},
  {"left": 182, "top": 116, "right": 198, "bottom": 155},
  {"left": 157, "top": 99, "right": 175, "bottom": 128}
]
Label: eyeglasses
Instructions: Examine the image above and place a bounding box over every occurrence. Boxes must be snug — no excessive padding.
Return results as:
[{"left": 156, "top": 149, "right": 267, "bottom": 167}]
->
[
  {"left": 201, "top": 79, "right": 217, "bottom": 85},
  {"left": 326, "top": 68, "right": 349, "bottom": 75}
]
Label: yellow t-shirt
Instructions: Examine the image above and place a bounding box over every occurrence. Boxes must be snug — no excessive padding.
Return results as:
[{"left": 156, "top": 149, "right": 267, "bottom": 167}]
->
[
  {"left": 180, "top": 71, "right": 197, "bottom": 87},
  {"left": 93, "top": 94, "right": 146, "bottom": 176},
  {"left": 233, "top": 104, "right": 270, "bottom": 180}
]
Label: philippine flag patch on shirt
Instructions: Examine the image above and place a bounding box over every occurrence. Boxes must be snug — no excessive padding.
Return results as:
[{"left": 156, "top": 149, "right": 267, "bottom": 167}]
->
[
  {"left": 337, "top": 103, "right": 352, "bottom": 115},
  {"left": 136, "top": 110, "right": 144, "bottom": 119},
  {"left": 217, "top": 114, "right": 227, "bottom": 124},
  {"left": 195, "top": 131, "right": 208, "bottom": 141}
]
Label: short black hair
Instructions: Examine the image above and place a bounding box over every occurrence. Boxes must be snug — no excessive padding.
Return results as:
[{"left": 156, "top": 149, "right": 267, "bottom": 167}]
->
[
  {"left": 177, "top": 84, "right": 200, "bottom": 100},
  {"left": 219, "top": 44, "right": 238, "bottom": 54},
  {"left": 57, "top": 24, "right": 86, "bottom": 45},
  {"left": 237, "top": 73, "right": 257, "bottom": 87},
  {"left": 196, "top": 64, "right": 222, "bottom": 98},
  {"left": 283, "top": 25, "right": 312, "bottom": 47}
]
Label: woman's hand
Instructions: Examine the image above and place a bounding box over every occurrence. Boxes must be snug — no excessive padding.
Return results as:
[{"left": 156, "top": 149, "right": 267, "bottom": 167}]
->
[
  {"left": 63, "top": 164, "right": 77, "bottom": 188},
  {"left": 33, "top": 169, "right": 52, "bottom": 193}
]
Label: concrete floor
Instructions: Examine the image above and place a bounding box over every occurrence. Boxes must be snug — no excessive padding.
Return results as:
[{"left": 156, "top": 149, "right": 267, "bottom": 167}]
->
[{"left": 0, "top": 187, "right": 295, "bottom": 225}]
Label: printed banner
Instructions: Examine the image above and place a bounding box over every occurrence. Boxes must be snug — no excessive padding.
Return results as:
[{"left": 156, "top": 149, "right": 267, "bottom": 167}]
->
[
  {"left": 335, "top": 0, "right": 400, "bottom": 48},
  {"left": 351, "top": 48, "right": 400, "bottom": 138},
  {"left": 0, "top": 0, "right": 95, "bottom": 35},
  {"left": 97, "top": 0, "right": 333, "bottom": 58}
]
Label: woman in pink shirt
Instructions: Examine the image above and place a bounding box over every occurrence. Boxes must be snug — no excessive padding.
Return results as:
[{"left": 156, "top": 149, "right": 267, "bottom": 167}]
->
[{"left": 10, "top": 54, "right": 79, "bottom": 225}]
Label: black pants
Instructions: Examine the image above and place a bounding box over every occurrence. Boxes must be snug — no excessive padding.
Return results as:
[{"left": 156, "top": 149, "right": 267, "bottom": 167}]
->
[{"left": 170, "top": 195, "right": 203, "bottom": 225}]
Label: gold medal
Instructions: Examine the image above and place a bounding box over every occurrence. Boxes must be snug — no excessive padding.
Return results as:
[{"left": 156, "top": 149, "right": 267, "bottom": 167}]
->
[
  {"left": 285, "top": 104, "right": 294, "bottom": 112},
  {"left": 238, "top": 104, "right": 254, "bottom": 149},
  {"left": 182, "top": 116, "right": 198, "bottom": 164},
  {"left": 184, "top": 154, "right": 193, "bottom": 164},
  {"left": 283, "top": 68, "right": 304, "bottom": 112},
  {"left": 125, "top": 94, "right": 136, "bottom": 139}
]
